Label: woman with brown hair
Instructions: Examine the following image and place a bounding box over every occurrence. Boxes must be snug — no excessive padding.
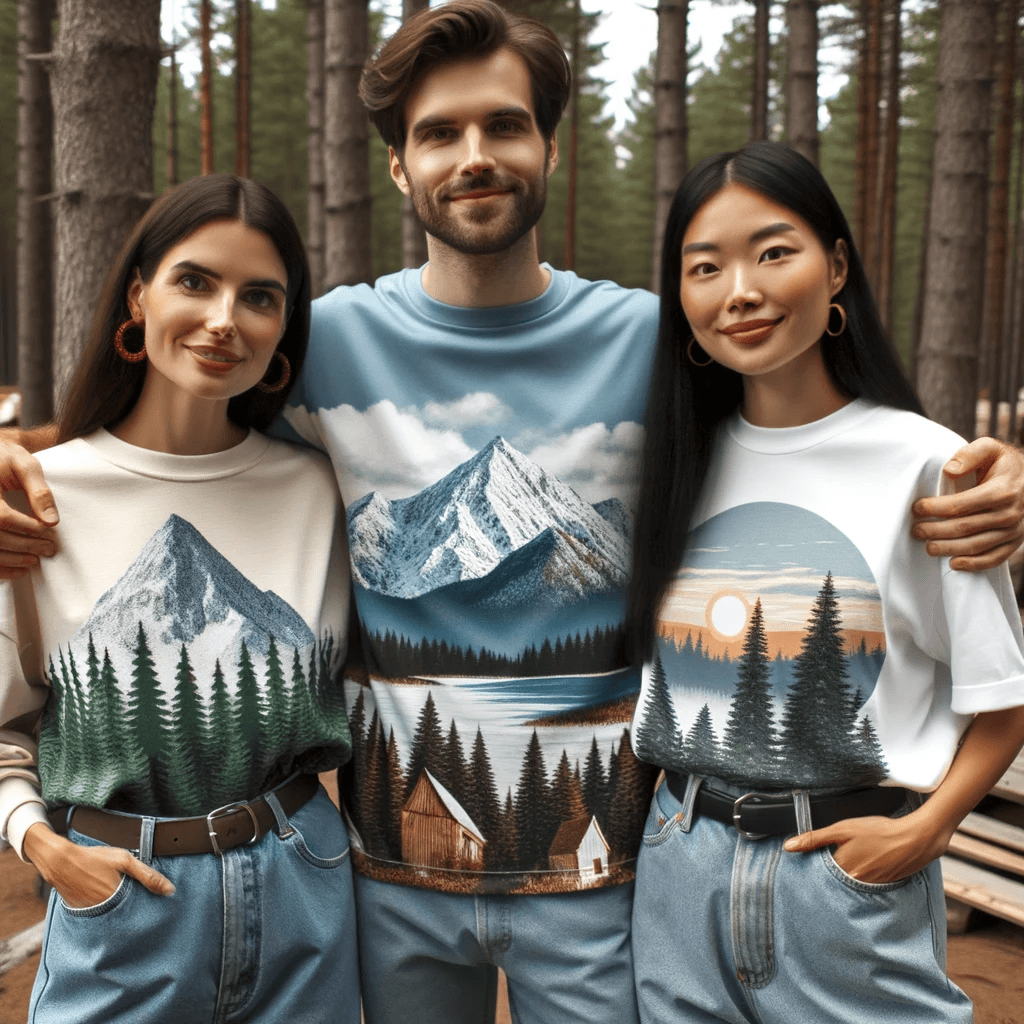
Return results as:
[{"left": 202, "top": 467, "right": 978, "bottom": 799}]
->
[{"left": 0, "top": 174, "right": 359, "bottom": 1023}]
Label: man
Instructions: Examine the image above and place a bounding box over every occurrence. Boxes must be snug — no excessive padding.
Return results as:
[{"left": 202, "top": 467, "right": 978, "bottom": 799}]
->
[{"left": 0, "top": 3, "right": 1021, "bottom": 1022}]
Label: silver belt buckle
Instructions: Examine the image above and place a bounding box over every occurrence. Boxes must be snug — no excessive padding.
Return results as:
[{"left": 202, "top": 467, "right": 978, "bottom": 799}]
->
[
  {"left": 206, "top": 801, "right": 260, "bottom": 856},
  {"left": 732, "top": 792, "right": 771, "bottom": 840}
]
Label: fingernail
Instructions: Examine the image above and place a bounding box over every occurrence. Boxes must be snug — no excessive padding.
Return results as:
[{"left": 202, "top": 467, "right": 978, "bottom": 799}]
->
[
  {"left": 783, "top": 839, "right": 797, "bottom": 851},
  {"left": 912, "top": 526, "right": 924, "bottom": 539},
  {"left": 946, "top": 459, "right": 962, "bottom": 472}
]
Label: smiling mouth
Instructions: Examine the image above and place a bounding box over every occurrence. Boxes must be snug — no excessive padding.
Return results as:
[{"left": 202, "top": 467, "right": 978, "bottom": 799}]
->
[
  {"left": 189, "top": 347, "right": 242, "bottom": 368},
  {"left": 720, "top": 317, "right": 784, "bottom": 342},
  {"left": 449, "top": 190, "right": 511, "bottom": 202}
]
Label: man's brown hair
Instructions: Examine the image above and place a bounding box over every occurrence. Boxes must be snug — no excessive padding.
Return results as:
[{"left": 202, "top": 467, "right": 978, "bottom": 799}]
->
[{"left": 359, "top": 0, "right": 571, "bottom": 152}]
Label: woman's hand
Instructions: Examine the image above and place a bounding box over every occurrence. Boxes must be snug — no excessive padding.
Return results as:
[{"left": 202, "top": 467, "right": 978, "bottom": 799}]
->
[
  {"left": 0, "top": 429, "right": 61, "bottom": 580},
  {"left": 783, "top": 811, "right": 952, "bottom": 885},
  {"left": 912, "top": 437, "right": 1024, "bottom": 571},
  {"left": 23, "top": 822, "right": 175, "bottom": 908}
]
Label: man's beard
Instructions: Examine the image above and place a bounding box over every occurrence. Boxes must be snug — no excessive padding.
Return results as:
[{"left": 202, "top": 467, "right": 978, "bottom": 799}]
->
[{"left": 406, "top": 171, "right": 547, "bottom": 256}]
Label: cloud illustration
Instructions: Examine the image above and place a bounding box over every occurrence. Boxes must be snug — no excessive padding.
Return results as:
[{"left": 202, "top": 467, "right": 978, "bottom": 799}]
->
[{"left": 420, "top": 392, "right": 513, "bottom": 428}]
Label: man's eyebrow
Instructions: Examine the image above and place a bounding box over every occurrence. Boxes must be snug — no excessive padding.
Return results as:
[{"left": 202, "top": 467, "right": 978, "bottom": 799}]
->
[
  {"left": 682, "top": 222, "right": 797, "bottom": 256},
  {"left": 171, "top": 260, "right": 286, "bottom": 294},
  {"left": 410, "top": 105, "right": 534, "bottom": 136}
]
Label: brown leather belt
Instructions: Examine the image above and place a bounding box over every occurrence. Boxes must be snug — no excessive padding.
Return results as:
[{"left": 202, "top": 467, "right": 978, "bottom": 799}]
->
[
  {"left": 48, "top": 774, "right": 320, "bottom": 857},
  {"left": 664, "top": 771, "right": 909, "bottom": 838}
]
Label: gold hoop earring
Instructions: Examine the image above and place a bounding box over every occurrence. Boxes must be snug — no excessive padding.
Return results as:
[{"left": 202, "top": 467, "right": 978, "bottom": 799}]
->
[
  {"left": 826, "top": 303, "right": 847, "bottom": 337},
  {"left": 687, "top": 337, "right": 714, "bottom": 367},
  {"left": 255, "top": 351, "right": 291, "bottom": 394},
  {"left": 114, "top": 319, "right": 147, "bottom": 363}
]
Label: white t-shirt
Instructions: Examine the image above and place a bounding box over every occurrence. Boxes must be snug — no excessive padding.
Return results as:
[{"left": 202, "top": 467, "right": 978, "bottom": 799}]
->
[
  {"left": 631, "top": 399, "right": 1024, "bottom": 792},
  {"left": 0, "top": 429, "right": 351, "bottom": 857}
]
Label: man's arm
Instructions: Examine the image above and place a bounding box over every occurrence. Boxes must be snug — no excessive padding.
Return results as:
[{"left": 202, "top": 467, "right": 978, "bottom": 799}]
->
[
  {"left": 912, "top": 437, "right": 1024, "bottom": 571},
  {"left": 0, "top": 426, "right": 61, "bottom": 580}
]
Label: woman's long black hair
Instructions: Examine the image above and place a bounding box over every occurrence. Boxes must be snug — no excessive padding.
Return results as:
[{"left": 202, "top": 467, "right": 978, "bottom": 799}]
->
[
  {"left": 55, "top": 174, "right": 311, "bottom": 442},
  {"left": 627, "top": 142, "right": 924, "bottom": 663}
]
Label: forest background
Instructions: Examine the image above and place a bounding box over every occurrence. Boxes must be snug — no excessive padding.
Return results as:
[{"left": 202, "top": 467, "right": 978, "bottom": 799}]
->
[{"left": 2, "top": 0, "right": 1023, "bottom": 444}]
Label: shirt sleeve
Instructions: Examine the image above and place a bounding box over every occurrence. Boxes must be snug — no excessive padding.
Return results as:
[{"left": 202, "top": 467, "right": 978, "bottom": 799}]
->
[{"left": 0, "top": 576, "right": 53, "bottom": 858}]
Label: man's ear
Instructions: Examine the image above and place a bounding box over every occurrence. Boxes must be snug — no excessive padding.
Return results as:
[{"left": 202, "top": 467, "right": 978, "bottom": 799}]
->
[
  {"left": 126, "top": 268, "right": 145, "bottom": 321},
  {"left": 830, "top": 239, "right": 849, "bottom": 297},
  {"left": 389, "top": 147, "right": 412, "bottom": 197},
  {"left": 545, "top": 133, "right": 559, "bottom": 178}
]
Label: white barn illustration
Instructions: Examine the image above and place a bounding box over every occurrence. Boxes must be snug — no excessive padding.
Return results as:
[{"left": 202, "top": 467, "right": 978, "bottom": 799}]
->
[
  {"left": 401, "top": 769, "right": 486, "bottom": 870},
  {"left": 548, "top": 815, "right": 610, "bottom": 883}
]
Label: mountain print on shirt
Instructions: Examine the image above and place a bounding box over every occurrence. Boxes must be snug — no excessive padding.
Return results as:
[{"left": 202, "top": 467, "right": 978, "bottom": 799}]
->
[
  {"left": 299, "top": 393, "right": 656, "bottom": 892},
  {"left": 635, "top": 502, "right": 888, "bottom": 789},
  {"left": 38, "top": 515, "right": 349, "bottom": 817}
]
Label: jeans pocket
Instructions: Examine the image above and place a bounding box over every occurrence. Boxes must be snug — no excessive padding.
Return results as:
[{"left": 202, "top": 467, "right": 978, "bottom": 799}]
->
[
  {"left": 58, "top": 873, "right": 133, "bottom": 918},
  {"left": 641, "top": 796, "right": 681, "bottom": 847},
  {"left": 820, "top": 847, "right": 914, "bottom": 894},
  {"left": 284, "top": 793, "right": 352, "bottom": 869}
]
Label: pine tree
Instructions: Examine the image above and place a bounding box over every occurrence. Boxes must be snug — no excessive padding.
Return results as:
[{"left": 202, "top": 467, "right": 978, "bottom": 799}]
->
[
  {"left": 681, "top": 703, "right": 721, "bottom": 777},
  {"left": 777, "top": 572, "right": 860, "bottom": 785},
  {"left": 262, "top": 636, "right": 288, "bottom": 751},
  {"left": 514, "top": 730, "right": 556, "bottom": 870},
  {"left": 605, "top": 729, "right": 654, "bottom": 862},
  {"left": 464, "top": 726, "right": 501, "bottom": 845},
  {"left": 487, "top": 789, "right": 520, "bottom": 872},
  {"left": 290, "top": 647, "right": 314, "bottom": 746},
  {"left": 550, "top": 749, "right": 587, "bottom": 825},
  {"left": 164, "top": 643, "right": 207, "bottom": 814},
  {"left": 100, "top": 648, "right": 148, "bottom": 804},
  {"left": 383, "top": 727, "right": 406, "bottom": 857},
  {"left": 125, "top": 622, "right": 170, "bottom": 762},
  {"left": 404, "top": 691, "right": 444, "bottom": 798},
  {"left": 440, "top": 720, "right": 468, "bottom": 807},
  {"left": 853, "top": 715, "right": 888, "bottom": 786},
  {"left": 360, "top": 711, "right": 387, "bottom": 855},
  {"left": 207, "top": 658, "right": 247, "bottom": 804},
  {"left": 722, "top": 599, "right": 776, "bottom": 774},
  {"left": 634, "top": 651, "right": 684, "bottom": 770},
  {"left": 234, "top": 639, "right": 263, "bottom": 764},
  {"left": 581, "top": 734, "right": 609, "bottom": 828}
]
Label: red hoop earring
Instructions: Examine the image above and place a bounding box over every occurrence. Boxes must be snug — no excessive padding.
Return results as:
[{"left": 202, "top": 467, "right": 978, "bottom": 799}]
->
[
  {"left": 256, "top": 351, "right": 291, "bottom": 394},
  {"left": 114, "top": 319, "right": 146, "bottom": 363}
]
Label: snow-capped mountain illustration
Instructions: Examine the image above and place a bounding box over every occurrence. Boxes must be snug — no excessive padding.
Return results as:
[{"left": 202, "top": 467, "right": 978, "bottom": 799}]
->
[
  {"left": 72, "top": 514, "right": 315, "bottom": 662},
  {"left": 347, "top": 437, "right": 631, "bottom": 600}
]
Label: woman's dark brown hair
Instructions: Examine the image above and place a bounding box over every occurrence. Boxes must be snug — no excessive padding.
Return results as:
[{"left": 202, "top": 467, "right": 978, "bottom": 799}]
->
[
  {"left": 55, "top": 174, "right": 310, "bottom": 442},
  {"left": 359, "top": 0, "right": 571, "bottom": 152}
]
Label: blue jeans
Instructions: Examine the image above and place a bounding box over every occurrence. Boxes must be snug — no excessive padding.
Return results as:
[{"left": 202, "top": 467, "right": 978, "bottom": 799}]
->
[
  {"left": 29, "top": 785, "right": 360, "bottom": 1024},
  {"left": 633, "top": 777, "right": 973, "bottom": 1024},
  {"left": 354, "top": 873, "right": 639, "bottom": 1024}
]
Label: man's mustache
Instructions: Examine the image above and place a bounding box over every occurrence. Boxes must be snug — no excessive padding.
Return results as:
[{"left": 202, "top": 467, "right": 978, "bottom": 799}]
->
[{"left": 442, "top": 175, "right": 521, "bottom": 201}]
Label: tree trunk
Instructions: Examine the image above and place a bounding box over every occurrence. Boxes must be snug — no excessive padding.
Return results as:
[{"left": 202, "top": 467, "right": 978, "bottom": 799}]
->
[
  {"left": 564, "top": 0, "right": 581, "bottom": 272},
  {"left": 50, "top": 0, "right": 161, "bottom": 398},
  {"left": 1005, "top": 31, "right": 1024, "bottom": 438},
  {"left": 915, "top": 0, "right": 998, "bottom": 438},
  {"left": 651, "top": 0, "right": 688, "bottom": 293},
  {"left": 167, "top": 43, "right": 179, "bottom": 186},
  {"left": 872, "top": 0, "right": 901, "bottom": 328},
  {"left": 235, "top": 0, "right": 251, "bottom": 178},
  {"left": 856, "top": 0, "right": 882, "bottom": 272},
  {"left": 785, "top": 0, "right": 819, "bottom": 166},
  {"left": 16, "top": 0, "right": 54, "bottom": 427},
  {"left": 401, "top": 0, "right": 429, "bottom": 269},
  {"left": 306, "top": 0, "right": 325, "bottom": 296},
  {"left": 909, "top": 174, "right": 933, "bottom": 385},
  {"left": 982, "top": 0, "right": 1019, "bottom": 435},
  {"left": 749, "top": 0, "right": 770, "bottom": 143},
  {"left": 324, "top": 0, "right": 372, "bottom": 289},
  {"left": 200, "top": 0, "right": 214, "bottom": 176}
]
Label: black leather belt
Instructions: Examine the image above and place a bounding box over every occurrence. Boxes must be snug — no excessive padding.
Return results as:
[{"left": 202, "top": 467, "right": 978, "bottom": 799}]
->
[
  {"left": 664, "top": 771, "right": 909, "bottom": 838},
  {"left": 48, "top": 774, "right": 320, "bottom": 857}
]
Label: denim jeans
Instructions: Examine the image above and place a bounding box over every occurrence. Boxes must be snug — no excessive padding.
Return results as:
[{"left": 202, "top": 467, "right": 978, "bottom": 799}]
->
[
  {"left": 633, "top": 777, "right": 973, "bottom": 1024},
  {"left": 29, "top": 785, "right": 360, "bottom": 1024},
  {"left": 354, "top": 873, "right": 639, "bottom": 1024}
]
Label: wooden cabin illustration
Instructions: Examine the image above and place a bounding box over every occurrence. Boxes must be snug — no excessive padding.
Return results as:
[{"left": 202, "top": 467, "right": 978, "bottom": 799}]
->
[
  {"left": 401, "top": 769, "right": 486, "bottom": 870},
  {"left": 548, "top": 815, "right": 610, "bottom": 883}
]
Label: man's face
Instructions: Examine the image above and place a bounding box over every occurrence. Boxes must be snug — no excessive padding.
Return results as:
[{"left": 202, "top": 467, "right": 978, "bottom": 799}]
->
[{"left": 390, "top": 47, "right": 558, "bottom": 256}]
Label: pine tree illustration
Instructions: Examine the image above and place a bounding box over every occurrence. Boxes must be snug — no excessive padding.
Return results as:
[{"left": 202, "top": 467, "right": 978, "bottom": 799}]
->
[
  {"left": 234, "top": 640, "right": 263, "bottom": 770},
  {"left": 582, "top": 735, "right": 609, "bottom": 829},
  {"left": 262, "top": 636, "right": 288, "bottom": 752},
  {"left": 605, "top": 730, "right": 655, "bottom": 862},
  {"left": 99, "top": 648, "right": 150, "bottom": 806},
  {"left": 440, "top": 720, "right": 468, "bottom": 807},
  {"left": 384, "top": 727, "right": 406, "bottom": 857},
  {"left": 66, "top": 648, "right": 88, "bottom": 750},
  {"left": 207, "top": 658, "right": 248, "bottom": 804},
  {"left": 852, "top": 716, "right": 888, "bottom": 787},
  {"left": 290, "top": 647, "right": 314, "bottom": 747},
  {"left": 722, "top": 599, "right": 777, "bottom": 775},
  {"left": 346, "top": 686, "right": 368, "bottom": 796},
  {"left": 514, "top": 730, "right": 556, "bottom": 870},
  {"left": 82, "top": 639, "right": 127, "bottom": 801},
  {"left": 161, "top": 644, "right": 208, "bottom": 815},
  {"left": 551, "top": 749, "right": 587, "bottom": 825},
  {"left": 360, "top": 711, "right": 387, "bottom": 856},
  {"left": 682, "top": 703, "right": 721, "bottom": 777},
  {"left": 125, "top": 622, "right": 171, "bottom": 762},
  {"left": 36, "top": 657, "right": 62, "bottom": 787},
  {"left": 54, "top": 648, "right": 81, "bottom": 759},
  {"left": 404, "top": 691, "right": 444, "bottom": 799},
  {"left": 777, "top": 572, "right": 861, "bottom": 786},
  {"left": 487, "top": 789, "right": 520, "bottom": 872},
  {"left": 464, "top": 727, "right": 501, "bottom": 847},
  {"left": 634, "top": 651, "right": 684, "bottom": 770}
]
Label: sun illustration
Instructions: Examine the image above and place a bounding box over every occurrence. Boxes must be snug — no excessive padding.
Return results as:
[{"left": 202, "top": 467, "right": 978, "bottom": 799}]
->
[{"left": 705, "top": 589, "right": 751, "bottom": 642}]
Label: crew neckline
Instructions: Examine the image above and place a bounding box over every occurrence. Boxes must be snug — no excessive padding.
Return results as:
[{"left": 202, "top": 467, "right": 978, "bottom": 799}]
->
[
  {"left": 400, "top": 263, "right": 572, "bottom": 329},
  {"left": 81, "top": 427, "right": 272, "bottom": 481},
  {"left": 726, "top": 398, "right": 880, "bottom": 455}
]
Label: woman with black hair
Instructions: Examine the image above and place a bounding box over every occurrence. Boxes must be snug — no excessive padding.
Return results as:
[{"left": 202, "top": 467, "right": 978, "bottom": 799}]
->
[
  {"left": 0, "top": 175, "right": 359, "bottom": 1023},
  {"left": 628, "top": 142, "right": 1024, "bottom": 1023}
]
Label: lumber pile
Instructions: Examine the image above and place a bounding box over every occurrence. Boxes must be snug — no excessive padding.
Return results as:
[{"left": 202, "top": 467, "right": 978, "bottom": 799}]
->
[{"left": 943, "top": 750, "right": 1024, "bottom": 933}]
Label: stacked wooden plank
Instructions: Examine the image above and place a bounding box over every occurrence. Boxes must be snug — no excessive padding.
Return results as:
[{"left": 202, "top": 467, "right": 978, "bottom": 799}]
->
[{"left": 943, "top": 750, "right": 1024, "bottom": 932}]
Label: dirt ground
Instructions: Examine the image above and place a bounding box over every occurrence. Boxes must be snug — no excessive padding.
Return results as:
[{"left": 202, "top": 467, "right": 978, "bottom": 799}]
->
[{"left": 2, "top": 828, "right": 1021, "bottom": 1024}]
